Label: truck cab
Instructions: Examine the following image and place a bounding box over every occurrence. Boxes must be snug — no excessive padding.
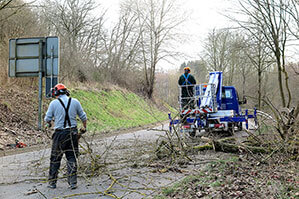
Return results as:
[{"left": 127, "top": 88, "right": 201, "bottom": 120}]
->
[{"left": 220, "top": 86, "right": 241, "bottom": 115}]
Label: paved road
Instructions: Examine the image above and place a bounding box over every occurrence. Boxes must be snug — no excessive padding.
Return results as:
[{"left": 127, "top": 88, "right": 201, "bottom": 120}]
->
[
  {"left": 0, "top": 124, "right": 189, "bottom": 199},
  {"left": 0, "top": 121, "right": 254, "bottom": 199}
]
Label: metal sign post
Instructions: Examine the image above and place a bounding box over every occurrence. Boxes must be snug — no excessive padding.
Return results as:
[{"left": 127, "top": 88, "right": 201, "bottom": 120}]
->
[
  {"left": 45, "top": 37, "right": 59, "bottom": 98},
  {"left": 8, "top": 37, "right": 59, "bottom": 130},
  {"left": 38, "top": 40, "right": 43, "bottom": 130}
]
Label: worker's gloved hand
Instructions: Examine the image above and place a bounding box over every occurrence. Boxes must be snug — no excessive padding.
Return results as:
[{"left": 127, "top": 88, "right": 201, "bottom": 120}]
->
[
  {"left": 45, "top": 122, "right": 52, "bottom": 128},
  {"left": 78, "top": 128, "right": 86, "bottom": 140},
  {"left": 79, "top": 127, "right": 86, "bottom": 134}
]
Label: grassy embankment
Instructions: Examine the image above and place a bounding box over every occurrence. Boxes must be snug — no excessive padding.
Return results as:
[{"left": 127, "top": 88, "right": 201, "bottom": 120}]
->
[{"left": 70, "top": 88, "right": 174, "bottom": 133}]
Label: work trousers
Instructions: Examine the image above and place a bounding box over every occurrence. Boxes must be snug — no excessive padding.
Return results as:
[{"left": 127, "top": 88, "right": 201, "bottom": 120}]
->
[{"left": 49, "top": 128, "right": 78, "bottom": 185}]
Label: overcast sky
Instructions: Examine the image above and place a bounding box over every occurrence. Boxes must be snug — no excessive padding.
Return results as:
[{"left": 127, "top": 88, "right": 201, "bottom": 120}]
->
[{"left": 96, "top": 0, "right": 237, "bottom": 70}]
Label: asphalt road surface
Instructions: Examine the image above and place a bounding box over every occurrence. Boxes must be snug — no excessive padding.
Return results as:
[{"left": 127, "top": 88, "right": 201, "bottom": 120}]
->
[
  {"left": 0, "top": 121, "right": 254, "bottom": 199},
  {"left": 0, "top": 124, "right": 188, "bottom": 199}
]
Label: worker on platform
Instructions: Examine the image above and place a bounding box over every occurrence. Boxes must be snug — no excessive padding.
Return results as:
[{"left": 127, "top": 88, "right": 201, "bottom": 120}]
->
[
  {"left": 178, "top": 66, "right": 196, "bottom": 109},
  {"left": 44, "top": 83, "right": 87, "bottom": 190}
]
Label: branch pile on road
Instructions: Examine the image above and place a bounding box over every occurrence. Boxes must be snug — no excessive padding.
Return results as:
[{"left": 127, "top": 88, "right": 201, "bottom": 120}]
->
[
  {"left": 153, "top": 116, "right": 298, "bottom": 198},
  {"left": 162, "top": 108, "right": 298, "bottom": 164},
  {"left": 56, "top": 134, "right": 161, "bottom": 198},
  {"left": 194, "top": 136, "right": 269, "bottom": 154}
]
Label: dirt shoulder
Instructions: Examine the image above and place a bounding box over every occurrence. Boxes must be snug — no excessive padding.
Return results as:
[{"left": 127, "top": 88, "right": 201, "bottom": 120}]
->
[{"left": 0, "top": 85, "right": 42, "bottom": 151}]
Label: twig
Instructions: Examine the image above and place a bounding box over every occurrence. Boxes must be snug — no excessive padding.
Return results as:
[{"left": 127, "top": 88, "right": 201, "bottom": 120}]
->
[
  {"left": 36, "top": 189, "right": 48, "bottom": 199},
  {"left": 260, "top": 144, "right": 284, "bottom": 163}
]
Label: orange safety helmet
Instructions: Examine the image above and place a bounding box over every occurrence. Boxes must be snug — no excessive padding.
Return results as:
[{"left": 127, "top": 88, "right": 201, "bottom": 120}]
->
[
  {"left": 184, "top": 66, "right": 190, "bottom": 73},
  {"left": 52, "top": 83, "right": 69, "bottom": 96}
]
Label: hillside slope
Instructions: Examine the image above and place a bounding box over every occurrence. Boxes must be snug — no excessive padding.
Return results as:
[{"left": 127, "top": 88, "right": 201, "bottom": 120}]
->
[
  {"left": 71, "top": 88, "right": 170, "bottom": 132},
  {"left": 0, "top": 85, "right": 173, "bottom": 150}
]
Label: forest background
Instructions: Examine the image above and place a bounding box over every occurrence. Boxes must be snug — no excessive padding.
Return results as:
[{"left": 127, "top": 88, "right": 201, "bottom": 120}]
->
[
  {"left": 0, "top": 0, "right": 298, "bottom": 132},
  {"left": 0, "top": 1, "right": 298, "bottom": 198}
]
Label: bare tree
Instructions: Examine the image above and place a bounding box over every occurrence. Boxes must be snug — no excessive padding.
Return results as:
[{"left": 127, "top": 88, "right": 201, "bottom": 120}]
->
[
  {"left": 0, "top": 0, "right": 31, "bottom": 39},
  {"left": 286, "top": 0, "right": 299, "bottom": 39},
  {"left": 245, "top": 31, "right": 274, "bottom": 109},
  {"left": 41, "top": 0, "right": 105, "bottom": 82},
  {"left": 234, "top": 0, "right": 295, "bottom": 108},
  {"left": 97, "top": 3, "right": 143, "bottom": 87},
  {"left": 129, "top": 0, "right": 185, "bottom": 99},
  {"left": 203, "top": 29, "right": 254, "bottom": 89},
  {"left": 204, "top": 29, "right": 231, "bottom": 74},
  {"left": 0, "top": 0, "right": 30, "bottom": 23},
  {"left": 226, "top": 0, "right": 299, "bottom": 142},
  {"left": 0, "top": 0, "right": 43, "bottom": 85}
]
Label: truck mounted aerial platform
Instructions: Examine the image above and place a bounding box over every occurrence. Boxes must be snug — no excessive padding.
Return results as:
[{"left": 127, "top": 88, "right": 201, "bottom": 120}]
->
[{"left": 169, "top": 71, "right": 257, "bottom": 136}]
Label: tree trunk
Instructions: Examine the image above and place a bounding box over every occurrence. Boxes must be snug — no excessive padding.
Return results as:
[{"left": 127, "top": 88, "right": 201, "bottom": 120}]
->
[
  {"left": 258, "top": 70, "right": 262, "bottom": 110},
  {"left": 276, "top": 53, "right": 286, "bottom": 107},
  {"left": 194, "top": 139, "right": 269, "bottom": 153},
  {"left": 281, "top": 27, "right": 292, "bottom": 108},
  {"left": 147, "top": 85, "right": 153, "bottom": 99},
  {"left": 283, "top": 69, "right": 292, "bottom": 108}
]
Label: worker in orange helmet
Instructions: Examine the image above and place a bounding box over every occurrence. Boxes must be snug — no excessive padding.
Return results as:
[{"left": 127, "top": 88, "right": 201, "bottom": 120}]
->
[
  {"left": 178, "top": 66, "right": 196, "bottom": 109},
  {"left": 44, "top": 83, "right": 87, "bottom": 190}
]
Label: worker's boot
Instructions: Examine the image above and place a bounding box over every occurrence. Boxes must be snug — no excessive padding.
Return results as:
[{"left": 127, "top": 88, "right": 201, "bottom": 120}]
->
[
  {"left": 69, "top": 184, "right": 77, "bottom": 190},
  {"left": 47, "top": 183, "right": 56, "bottom": 189}
]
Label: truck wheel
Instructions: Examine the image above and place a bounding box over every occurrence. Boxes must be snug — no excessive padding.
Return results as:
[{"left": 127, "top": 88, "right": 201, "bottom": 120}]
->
[
  {"left": 189, "top": 130, "right": 196, "bottom": 137},
  {"left": 238, "top": 122, "right": 243, "bottom": 131},
  {"left": 205, "top": 128, "right": 213, "bottom": 134},
  {"left": 228, "top": 124, "right": 235, "bottom": 136}
]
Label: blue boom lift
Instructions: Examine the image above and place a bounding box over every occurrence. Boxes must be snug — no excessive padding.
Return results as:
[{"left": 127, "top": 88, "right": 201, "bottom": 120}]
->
[{"left": 169, "top": 71, "right": 257, "bottom": 136}]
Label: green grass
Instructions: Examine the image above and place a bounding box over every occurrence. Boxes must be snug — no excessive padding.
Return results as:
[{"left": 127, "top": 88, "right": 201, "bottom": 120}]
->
[
  {"left": 156, "top": 157, "right": 239, "bottom": 198},
  {"left": 158, "top": 173, "right": 207, "bottom": 197},
  {"left": 256, "top": 123, "right": 274, "bottom": 135},
  {"left": 70, "top": 89, "right": 169, "bottom": 133}
]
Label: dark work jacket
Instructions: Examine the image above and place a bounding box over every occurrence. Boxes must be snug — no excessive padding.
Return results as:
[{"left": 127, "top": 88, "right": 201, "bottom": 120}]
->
[{"left": 178, "top": 73, "right": 196, "bottom": 97}]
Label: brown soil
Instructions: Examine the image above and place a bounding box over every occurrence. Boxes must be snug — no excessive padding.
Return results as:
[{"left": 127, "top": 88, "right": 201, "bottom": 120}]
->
[
  {"left": 0, "top": 85, "right": 48, "bottom": 150},
  {"left": 0, "top": 84, "right": 167, "bottom": 155}
]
